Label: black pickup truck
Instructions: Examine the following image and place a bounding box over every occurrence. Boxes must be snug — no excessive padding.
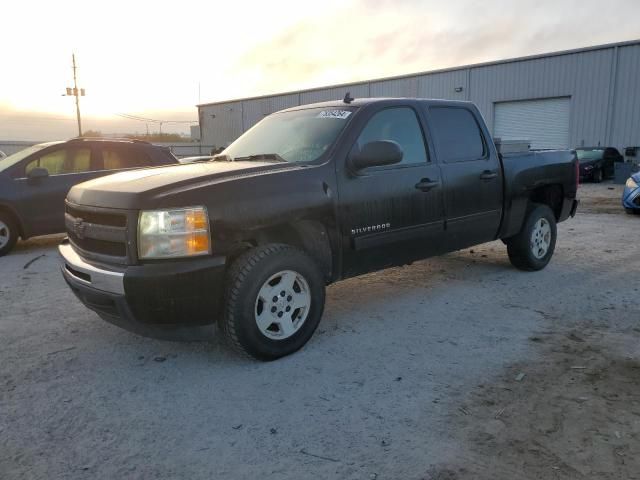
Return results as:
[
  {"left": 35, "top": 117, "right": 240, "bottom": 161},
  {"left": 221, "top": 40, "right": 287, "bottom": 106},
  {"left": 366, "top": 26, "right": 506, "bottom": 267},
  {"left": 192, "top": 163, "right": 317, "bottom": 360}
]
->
[{"left": 59, "top": 98, "right": 579, "bottom": 360}]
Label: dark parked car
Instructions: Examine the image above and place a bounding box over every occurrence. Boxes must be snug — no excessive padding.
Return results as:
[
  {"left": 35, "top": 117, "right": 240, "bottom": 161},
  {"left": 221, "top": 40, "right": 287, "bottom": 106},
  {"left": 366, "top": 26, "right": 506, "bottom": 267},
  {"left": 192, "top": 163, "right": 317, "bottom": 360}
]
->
[
  {"left": 60, "top": 98, "right": 579, "bottom": 360},
  {"left": 576, "top": 147, "right": 622, "bottom": 182},
  {"left": 0, "top": 138, "right": 177, "bottom": 255}
]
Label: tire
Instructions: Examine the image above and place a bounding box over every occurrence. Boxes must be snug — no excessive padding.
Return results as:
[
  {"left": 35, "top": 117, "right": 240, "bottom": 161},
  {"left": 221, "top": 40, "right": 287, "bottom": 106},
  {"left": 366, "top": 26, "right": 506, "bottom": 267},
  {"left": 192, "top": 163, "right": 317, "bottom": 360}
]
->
[
  {"left": 506, "top": 204, "right": 557, "bottom": 271},
  {"left": 0, "top": 212, "right": 18, "bottom": 257},
  {"left": 593, "top": 169, "right": 603, "bottom": 183},
  {"left": 222, "top": 244, "right": 326, "bottom": 360}
]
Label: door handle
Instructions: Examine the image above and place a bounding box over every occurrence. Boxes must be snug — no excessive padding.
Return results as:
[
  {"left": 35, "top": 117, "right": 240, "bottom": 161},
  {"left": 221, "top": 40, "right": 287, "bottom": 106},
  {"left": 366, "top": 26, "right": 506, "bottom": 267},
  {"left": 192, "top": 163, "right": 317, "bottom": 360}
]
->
[
  {"left": 415, "top": 178, "right": 441, "bottom": 192},
  {"left": 480, "top": 170, "right": 498, "bottom": 180}
]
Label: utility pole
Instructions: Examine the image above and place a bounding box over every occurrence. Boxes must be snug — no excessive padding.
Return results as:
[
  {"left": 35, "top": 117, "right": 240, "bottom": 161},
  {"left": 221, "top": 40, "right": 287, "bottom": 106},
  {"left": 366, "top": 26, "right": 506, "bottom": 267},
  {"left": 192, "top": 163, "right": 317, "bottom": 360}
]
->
[
  {"left": 72, "top": 54, "right": 82, "bottom": 136},
  {"left": 64, "top": 53, "right": 85, "bottom": 137}
]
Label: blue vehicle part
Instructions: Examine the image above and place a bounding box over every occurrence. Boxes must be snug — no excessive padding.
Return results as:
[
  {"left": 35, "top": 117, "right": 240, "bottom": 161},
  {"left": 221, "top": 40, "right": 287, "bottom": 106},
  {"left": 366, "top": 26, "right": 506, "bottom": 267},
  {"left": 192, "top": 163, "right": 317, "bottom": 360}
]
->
[{"left": 622, "top": 172, "right": 640, "bottom": 211}]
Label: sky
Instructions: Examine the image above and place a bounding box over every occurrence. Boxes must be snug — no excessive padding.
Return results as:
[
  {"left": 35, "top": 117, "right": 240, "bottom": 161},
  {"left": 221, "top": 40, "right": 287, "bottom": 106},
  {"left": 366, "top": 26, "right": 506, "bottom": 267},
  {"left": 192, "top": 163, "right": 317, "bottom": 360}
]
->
[{"left": 1, "top": 0, "right": 639, "bottom": 140}]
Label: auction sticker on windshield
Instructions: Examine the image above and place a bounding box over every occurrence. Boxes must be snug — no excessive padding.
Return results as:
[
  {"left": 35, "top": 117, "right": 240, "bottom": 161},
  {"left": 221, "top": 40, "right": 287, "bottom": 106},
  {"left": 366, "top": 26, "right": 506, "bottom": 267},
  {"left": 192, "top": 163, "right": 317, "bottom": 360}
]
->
[{"left": 316, "top": 110, "right": 352, "bottom": 119}]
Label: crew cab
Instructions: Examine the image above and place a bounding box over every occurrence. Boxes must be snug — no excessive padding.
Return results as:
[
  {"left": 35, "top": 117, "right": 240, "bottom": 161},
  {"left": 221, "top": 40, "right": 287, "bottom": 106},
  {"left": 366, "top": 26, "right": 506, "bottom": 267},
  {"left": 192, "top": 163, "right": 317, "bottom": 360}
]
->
[
  {"left": 59, "top": 98, "right": 579, "bottom": 360},
  {"left": 0, "top": 138, "right": 177, "bottom": 255}
]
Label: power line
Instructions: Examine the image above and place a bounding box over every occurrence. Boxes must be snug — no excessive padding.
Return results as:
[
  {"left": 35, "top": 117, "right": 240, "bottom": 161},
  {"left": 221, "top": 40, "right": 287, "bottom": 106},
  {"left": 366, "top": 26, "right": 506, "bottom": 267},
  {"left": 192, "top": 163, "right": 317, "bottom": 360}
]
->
[{"left": 115, "top": 113, "right": 197, "bottom": 124}]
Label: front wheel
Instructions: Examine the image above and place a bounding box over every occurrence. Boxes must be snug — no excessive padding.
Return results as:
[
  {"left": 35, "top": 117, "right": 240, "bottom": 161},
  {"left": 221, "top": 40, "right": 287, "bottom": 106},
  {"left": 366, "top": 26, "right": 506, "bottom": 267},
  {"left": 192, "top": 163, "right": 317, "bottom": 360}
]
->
[
  {"left": 222, "top": 244, "right": 326, "bottom": 360},
  {"left": 506, "top": 204, "right": 557, "bottom": 271},
  {"left": 0, "top": 212, "right": 18, "bottom": 257}
]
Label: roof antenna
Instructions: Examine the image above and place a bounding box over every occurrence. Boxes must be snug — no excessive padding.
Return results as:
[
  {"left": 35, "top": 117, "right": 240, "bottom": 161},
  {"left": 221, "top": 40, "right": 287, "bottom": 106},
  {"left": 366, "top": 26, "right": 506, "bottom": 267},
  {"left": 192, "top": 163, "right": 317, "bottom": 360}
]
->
[{"left": 343, "top": 91, "right": 354, "bottom": 104}]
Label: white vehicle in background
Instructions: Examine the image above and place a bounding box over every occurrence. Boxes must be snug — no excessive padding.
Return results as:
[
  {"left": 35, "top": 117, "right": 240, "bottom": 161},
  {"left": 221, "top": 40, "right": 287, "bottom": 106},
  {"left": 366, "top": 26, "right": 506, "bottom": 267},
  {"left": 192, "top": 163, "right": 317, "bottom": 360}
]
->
[{"left": 178, "top": 155, "right": 213, "bottom": 164}]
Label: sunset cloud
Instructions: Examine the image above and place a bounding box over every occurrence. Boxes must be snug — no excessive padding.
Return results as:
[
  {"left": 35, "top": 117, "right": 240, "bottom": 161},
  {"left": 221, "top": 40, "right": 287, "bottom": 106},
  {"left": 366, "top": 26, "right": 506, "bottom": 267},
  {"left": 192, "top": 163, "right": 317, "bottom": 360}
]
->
[{"left": 228, "top": 0, "right": 639, "bottom": 95}]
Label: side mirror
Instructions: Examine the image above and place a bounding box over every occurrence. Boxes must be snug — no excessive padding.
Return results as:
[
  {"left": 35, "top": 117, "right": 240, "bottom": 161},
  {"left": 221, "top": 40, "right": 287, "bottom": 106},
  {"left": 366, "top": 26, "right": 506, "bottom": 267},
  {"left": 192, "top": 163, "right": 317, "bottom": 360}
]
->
[
  {"left": 351, "top": 141, "right": 403, "bottom": 170},
  {"left": 27, "top": 167, "right": 49, "bottom": 181}
]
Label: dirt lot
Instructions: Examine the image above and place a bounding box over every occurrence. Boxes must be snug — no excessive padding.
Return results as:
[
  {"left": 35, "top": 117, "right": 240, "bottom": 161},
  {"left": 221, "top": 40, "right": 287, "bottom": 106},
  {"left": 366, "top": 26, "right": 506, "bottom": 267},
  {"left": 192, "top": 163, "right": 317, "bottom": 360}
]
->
[{"left": 1, "top": 182, "right": 638, "bottom": 480}]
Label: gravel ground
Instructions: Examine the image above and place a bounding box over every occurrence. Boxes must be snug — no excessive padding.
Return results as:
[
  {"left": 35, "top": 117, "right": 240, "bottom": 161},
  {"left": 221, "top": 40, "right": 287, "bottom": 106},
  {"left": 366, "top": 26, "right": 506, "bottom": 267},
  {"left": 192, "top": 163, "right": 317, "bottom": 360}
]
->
[{"left": 1, "top": 183, "right": 638, "bottom": 480}]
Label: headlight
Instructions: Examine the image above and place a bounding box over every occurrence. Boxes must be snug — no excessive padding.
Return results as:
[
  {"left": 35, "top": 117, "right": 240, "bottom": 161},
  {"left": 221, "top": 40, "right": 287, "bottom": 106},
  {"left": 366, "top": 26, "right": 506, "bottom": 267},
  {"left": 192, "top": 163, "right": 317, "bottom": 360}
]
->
[
  {"left": 583, "top": 165, "right": 593, "bottom": 170},
  {"left": 626, "top": 177, "right": 638, "bottom": 189},
  {"left": 138, "top": 206, "right": 211, "bottom": 259}
]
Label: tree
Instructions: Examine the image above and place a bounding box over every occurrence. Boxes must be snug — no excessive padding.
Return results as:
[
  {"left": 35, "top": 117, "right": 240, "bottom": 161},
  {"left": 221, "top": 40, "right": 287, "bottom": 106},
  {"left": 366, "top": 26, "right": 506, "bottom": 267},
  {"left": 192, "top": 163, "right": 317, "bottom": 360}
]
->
[
  {"left": 125, "top": 133, "right": 188, "bottom": 143},
  {"left": 81, "top": 130, "right": 102, "bottom": 137}
]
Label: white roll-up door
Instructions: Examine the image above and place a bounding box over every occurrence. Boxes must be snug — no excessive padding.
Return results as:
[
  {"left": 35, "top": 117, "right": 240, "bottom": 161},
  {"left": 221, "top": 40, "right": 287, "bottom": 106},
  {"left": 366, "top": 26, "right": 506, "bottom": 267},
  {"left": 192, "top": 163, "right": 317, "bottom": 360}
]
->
[{"left": 494, "top": 97, "right": 571, "bottom": 149}]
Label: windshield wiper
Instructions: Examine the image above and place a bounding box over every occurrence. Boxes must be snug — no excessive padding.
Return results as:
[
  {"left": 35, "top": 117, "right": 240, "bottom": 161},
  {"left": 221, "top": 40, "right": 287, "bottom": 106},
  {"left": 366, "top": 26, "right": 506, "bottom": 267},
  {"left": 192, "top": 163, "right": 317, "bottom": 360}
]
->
[
  {"left": 233, "top": 153, "right": 287, "bottom": 163},
  {"left": 211, "top": 154, "right": 233, "bottom": 162}
]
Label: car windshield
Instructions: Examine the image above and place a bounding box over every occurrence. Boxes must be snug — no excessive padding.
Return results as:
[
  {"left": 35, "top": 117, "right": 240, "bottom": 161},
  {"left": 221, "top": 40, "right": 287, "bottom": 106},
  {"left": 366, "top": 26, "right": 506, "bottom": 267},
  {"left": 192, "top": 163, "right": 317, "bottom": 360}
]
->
[
  {"left": 222, "top": 107, "right": 356, "bottom": 163},
  {"left": 0, "top": 143, "right": 59, "bottom": 172},
  {"left": 576, "top": 149, "right": 604, "bottom": 161}
]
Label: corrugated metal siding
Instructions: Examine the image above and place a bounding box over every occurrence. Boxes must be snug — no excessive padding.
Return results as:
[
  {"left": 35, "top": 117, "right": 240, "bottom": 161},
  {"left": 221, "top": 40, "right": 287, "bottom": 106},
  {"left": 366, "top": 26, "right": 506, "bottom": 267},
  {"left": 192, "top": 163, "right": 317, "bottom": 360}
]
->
[
  {"left": 241, "top": 93, "right": 300, "bottom": 132},
  {"left": 469, "top": 49, "right": 614, "bottom": 147},
  {"left": 610, "top": 44, "right": 640, "bottom": 149},
  {"left": 369, "top": 77, "right": 417, "bottom": 97},
  {"left": 416, "top": 69, "right": 468, "bottom": 100},
  {"left": 200, "top": 101, "right": 244, "bottom": 148},
  {"left": 571, "top": 49, "right": 614, "bottom": 147},
  {"left": 198, "top": 41, "right": 640, "bottom": 152}
]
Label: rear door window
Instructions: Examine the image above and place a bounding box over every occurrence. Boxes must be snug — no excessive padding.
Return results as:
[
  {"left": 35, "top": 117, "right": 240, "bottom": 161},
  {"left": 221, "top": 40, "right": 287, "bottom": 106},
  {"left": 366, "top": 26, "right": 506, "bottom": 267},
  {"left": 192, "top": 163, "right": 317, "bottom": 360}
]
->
[
  {"left": 428, "top": 107, "right": 486, "bottom": 162},
  {"left": 101, "top": 147, "right": 152, "bottom": 170},
  {"left": 25, "top": 148, "right": 92, "bottom": 175}
]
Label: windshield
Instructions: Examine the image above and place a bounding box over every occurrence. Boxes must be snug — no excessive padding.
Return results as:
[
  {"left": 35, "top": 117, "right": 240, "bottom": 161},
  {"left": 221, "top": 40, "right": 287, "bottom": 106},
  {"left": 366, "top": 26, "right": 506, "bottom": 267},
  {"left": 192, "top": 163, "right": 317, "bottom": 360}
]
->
[
  {"left": 222, "top": 107, "right": 355, "bottom": 163},
  {"left": 576, "top": 149, "right": 604, "bottom": 161},
  {"left": 0, "top": 143, "right": 60, "bottom": 172}
]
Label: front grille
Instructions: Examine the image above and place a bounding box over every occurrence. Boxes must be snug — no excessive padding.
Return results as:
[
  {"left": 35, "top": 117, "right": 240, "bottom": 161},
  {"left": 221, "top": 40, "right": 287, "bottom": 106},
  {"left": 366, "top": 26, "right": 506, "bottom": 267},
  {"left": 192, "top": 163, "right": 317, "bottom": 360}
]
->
[
  {"left": 67, "top": 234, "right": 127, "bottom": 257},
  {"left": 65, "top": 202, "right": 133, "bottom": 265},
  {"left": 65, "top": 205, "right": 127, "bottom": 227}
]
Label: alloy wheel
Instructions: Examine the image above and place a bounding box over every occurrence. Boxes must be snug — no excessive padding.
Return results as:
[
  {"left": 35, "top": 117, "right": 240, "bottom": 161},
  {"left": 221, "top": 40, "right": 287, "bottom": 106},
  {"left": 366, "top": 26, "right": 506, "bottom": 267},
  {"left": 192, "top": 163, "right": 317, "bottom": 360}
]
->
[
  {"left": 530, "top": 218, "right": 551, "bottom": 259},
  {"left": 254, "top": 270, "right": 311, "bottom": 340}
]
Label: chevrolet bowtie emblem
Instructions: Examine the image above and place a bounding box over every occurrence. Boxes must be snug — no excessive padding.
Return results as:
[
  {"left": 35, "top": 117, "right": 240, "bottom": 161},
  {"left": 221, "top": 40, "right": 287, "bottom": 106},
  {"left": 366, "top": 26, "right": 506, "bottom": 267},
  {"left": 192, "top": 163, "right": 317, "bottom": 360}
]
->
[{"left": 73, "top": 218, "right": 86, "bottom": 239}]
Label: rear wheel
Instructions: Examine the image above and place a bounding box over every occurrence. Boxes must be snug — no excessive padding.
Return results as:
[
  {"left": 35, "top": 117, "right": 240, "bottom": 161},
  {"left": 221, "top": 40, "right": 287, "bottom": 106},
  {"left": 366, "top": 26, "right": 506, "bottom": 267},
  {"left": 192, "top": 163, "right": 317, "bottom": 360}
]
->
[
  {"left": 222, "top": 244, "right": 325, "bottom": 360},
  {"left": 506, "top": 204, "right": 557, "bottom": 271},
  {"left": 0, "top": 212, "right": 18, "bottom": 257}
]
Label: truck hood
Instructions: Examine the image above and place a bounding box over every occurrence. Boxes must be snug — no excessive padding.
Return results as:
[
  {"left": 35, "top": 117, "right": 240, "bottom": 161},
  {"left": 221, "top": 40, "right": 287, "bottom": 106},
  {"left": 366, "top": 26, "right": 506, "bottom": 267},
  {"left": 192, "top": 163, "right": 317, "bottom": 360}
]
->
[{"left": 67, "top": 160, "right": 302, "bottom": 209}]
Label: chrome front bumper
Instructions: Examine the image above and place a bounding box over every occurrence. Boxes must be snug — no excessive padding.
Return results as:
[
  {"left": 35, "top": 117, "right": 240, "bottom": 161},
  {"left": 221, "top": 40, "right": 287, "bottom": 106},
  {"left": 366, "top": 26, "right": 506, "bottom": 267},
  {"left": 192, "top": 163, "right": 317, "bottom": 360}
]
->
[{"left": 59, "top": 240, "right": 125, "bottom": 295}]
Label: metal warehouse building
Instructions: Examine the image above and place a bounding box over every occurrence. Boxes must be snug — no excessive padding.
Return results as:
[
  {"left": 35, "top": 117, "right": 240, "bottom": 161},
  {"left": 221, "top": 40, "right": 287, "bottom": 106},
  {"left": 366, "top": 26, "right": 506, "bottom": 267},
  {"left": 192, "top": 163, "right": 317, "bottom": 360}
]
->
[{"left": 198, "top": 39, "right": 640, "bottom": 152}]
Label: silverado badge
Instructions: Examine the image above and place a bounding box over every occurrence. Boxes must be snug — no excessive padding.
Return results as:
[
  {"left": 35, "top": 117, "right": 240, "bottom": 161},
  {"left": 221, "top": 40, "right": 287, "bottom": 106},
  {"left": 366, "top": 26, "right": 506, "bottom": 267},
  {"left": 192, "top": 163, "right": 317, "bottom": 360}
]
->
[{"left": 351, "top": 223, "right": 391, "bottom": 235}]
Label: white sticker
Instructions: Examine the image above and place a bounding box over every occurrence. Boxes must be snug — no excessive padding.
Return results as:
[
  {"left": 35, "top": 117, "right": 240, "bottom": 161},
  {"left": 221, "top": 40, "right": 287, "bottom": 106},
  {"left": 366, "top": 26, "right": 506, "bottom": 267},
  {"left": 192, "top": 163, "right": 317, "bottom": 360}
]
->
[{"left": 316, "top": 110, "right": 352, "bottom": 119}]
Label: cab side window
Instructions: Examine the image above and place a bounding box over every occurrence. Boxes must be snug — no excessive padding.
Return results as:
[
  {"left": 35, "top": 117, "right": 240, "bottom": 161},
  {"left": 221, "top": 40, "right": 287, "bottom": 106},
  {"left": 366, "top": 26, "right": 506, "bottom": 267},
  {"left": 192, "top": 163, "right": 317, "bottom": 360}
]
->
[
  {"left": 429, "top": 107, "right": 486, "bottom": 162},
  {"left": 356, "top": 107, "right": 428, "bottom": 166},
  {"left": 25, "top": 148, "right": 92, "bottom": 175},
  {"left": 102, "top": 147, "right": 151, "bottom": 170}
]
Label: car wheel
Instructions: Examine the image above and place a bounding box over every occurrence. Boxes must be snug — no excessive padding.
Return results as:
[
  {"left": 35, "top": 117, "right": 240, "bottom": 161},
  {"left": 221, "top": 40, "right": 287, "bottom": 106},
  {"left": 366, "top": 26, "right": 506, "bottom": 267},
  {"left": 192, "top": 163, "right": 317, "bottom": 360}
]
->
[
  {"left": 0, "top": 212, "right": 18, "bottom": 256},
  {"left": 506, "top": 204, "right": 557, "bottom": 271},
  {"left": 593, "top": 169, "right": 603, "bottom": 183},
  {"left": 222, "top": 243, "right": 325, "bottom": 360}
]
